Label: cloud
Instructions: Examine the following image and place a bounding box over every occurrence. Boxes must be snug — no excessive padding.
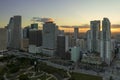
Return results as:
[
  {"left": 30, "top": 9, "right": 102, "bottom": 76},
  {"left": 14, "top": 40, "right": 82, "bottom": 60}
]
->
[
  {"left": 60, "top": 24, "right": 90, "bottom": 28},
  {"left": 31, "top": 17, "right": 54, "bottom": 23},
  {"left": 111, "top": 24, "right": 120, "bottom": 28}
]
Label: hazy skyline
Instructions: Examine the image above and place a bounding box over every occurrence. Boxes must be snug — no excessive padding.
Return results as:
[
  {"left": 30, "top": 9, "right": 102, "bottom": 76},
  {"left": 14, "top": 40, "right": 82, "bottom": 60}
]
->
[{"left": 0, "top": 0, "right": 120, "bottom": 32}]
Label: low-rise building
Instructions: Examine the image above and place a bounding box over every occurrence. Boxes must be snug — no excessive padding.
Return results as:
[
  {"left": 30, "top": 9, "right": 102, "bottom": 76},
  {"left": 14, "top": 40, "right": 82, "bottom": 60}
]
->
[
  {"left": 81, "top": 54, "right": 102, "bottom": 65},
  {"left": 70, "top": 46, "right": 80, "bottom": 62}
]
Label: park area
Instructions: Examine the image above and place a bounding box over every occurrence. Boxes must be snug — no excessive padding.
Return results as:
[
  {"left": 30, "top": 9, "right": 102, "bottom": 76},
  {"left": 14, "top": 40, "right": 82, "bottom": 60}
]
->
[{"left": 0, "top": 54, "right": 102, "bottom": 80}]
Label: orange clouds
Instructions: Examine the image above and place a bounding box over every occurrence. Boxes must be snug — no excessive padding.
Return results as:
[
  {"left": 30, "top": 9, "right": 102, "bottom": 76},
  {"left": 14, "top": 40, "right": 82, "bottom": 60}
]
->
[{"left": 59, "top": 24, "right": 120, "bottom": 33}]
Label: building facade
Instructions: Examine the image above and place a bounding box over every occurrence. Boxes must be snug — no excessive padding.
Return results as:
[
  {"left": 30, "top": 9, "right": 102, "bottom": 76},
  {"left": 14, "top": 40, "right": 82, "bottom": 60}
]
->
[
  {"left": 29, "top": 29, "right": 42, "bottom": 47},
  {"left": 7, "top": 16, "right": 22, "bottom": 49},
  {"left": 56, "top": 35, "right": 69, "bottom": 57},
  {"left": 31, "top": 23, "right": 38, "bottom": 29},
  {"left": 86, "top": 30, "right": 92, "bottom": 52},
  {"left": 74, "top": 27, "right": 79, "bottom": 40},
  {"left": 70, "top": 46, "right": 80, "bottom": 62},
  {"left": 90, "top": 20, "right": 100, "bottom": 52},
  {"left": 100, "top": 18, "right": 111, "bottom": 65},
  {"left": 42, "top": 22, "right": 58, "bottom": 55},
  {"left": 0, "top": 28, "right": 7, "bottom": 51}
]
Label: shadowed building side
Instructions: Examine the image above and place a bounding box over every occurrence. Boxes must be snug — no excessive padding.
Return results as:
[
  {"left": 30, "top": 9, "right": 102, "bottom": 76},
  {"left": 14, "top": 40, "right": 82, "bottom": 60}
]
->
[
  {"left": 100, "top": 18, "right": 112, "bottom": 65},
  {"left": 7, "top": 15, "right": 22, "bottom": 50},
  {"left": 42, "top": 22, "right": 58, "bottom": 56},
  {"left": 0, "top": 28, "right": 7, "bottom": 51}
]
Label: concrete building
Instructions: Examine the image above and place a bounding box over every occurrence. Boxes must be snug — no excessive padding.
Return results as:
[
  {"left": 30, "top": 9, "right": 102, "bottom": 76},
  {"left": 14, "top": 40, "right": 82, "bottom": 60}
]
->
[
  {"left": 31, "top": 23, "right": 38, "bottom": 29},
  {"left": 111, "top": 39, "right": 116, "bottom": 52},
  {"left": 7, "top": 17, "right": 13, "bottom": 48},
  {"left": 7, "top": 16, "right": 22, "bottom": 50},
  {"left": 20, "top": 38, "right": 29, "bottom": 51},
  {"left": 28, "top": 45, "right": 42, "bottom": 54},
  {"left": 100, "top": 18, "right": 111, "bottom": 65},
  {"left": 56, "top": 35, "right": 69, "bottom": 57},
  {"left": 76, "top": 39, "right": 85, "bottom": 51},
  {"left": 69, "top": 36, "right": 76, "bottom": 47},
  {"left": 0, "top": 28, "right": 7, "bottom": 51},
  {"left": 74, "top": 27, "right": 79, "bottom": 40},
  {"left": 115, "top": 34, "right": 120, "bottom": 42},
  {"left": 86, "top": 30, "right": 92, "bottom": 52},
  {"left": 29, "top": 29, "right": 42, "bottom": 46},
  {"left": 42, "top": 22, "right": 58, "bottom": 56},
  {"left": 28, "top": 45, "right": 37, "bottom": 53},
  {"left": 70, "top": 46, "right": 80, "bottom": 62},
  {"left": 58, "top": 30, "right": 64, "bottom": 35},
  {"left": 28, "top": 29, "right": 42, "bottom": 53},
  {"left": 90, "top": 20, "right": 100, "bottom": 52},
  {"left": 82, "top": 54, "right": 102, "bottom": 64},
  {"left": 23, "top": 26, "right": 30, "bottom": 38}
]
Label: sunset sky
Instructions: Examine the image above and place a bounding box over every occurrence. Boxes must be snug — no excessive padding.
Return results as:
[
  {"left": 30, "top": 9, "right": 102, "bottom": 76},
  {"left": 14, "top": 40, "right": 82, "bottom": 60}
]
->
[{"left": 0, "top": 0, "right": 120, "bottom": 33}]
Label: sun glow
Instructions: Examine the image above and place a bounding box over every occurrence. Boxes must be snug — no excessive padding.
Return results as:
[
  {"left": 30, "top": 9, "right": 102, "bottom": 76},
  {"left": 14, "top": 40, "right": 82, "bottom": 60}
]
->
[{"left": 59, "top": 27, "right": 120, "bottom": 33}]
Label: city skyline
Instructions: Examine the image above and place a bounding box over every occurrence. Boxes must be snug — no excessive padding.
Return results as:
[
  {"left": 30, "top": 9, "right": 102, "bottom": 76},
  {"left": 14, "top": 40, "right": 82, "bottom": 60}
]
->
[
  {"left": 1, "top": 1, "right": 120, "bottom": 79},
  {"left": 1, "top": 0, "right": 120, "bottom": 32}
]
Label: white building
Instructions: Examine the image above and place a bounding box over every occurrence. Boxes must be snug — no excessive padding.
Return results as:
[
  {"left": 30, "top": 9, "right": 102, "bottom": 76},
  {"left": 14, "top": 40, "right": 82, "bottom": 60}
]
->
[
  {"left": 70, "top": 46, "right": 80, "bottom": 62},
  {"left": 86, "top": 30, "right": 92, "bottom": 52},
  {"left": 28, "top": 45, "right": 36, "bottom": 53},
  {"left": 28, "top": 45, "right": 42, "bottom": 53},
  {"left": 100, "top": 18, "right": 112, "bottom": 65}
]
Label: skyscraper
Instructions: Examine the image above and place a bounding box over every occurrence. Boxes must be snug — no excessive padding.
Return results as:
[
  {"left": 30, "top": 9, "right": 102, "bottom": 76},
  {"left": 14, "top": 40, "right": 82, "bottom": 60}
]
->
[
  {"left": 23, "top": 26, "right": 30, "bottom": 39},
  {"left": 101, "top": 18, "right": 111, "bottom": 65},
  {"left": 0, "top": 28, "right": 7, "bottom": 51},
  {"left": 7, "top": 17, "right": 14, "bottom": 48},
  {"left": 31, "top": 23, "right": 38, "bottom": 29},
  {"left": 42, "top": 22, "right": 58, "bottom": 55},
  {"left": 74, "top": 27, "right": 79, "bottom": 40},
  {"left": 56, "top": 35, "right": 69, "bottom": 58},
  {"left": 90, "top": 20, "right": 100, "bottom": 52},
  {"left": 70, "top": 46, "right": 80, "bottom": 62},
  {"left": 29, "top": 29, "right": 42, "bottom": 46},
  {"left": 7, "top": 16, "right": 21, "bottom": 49},
  {"left": 86, "top": 30, "right": 92, "bottom": 52}
]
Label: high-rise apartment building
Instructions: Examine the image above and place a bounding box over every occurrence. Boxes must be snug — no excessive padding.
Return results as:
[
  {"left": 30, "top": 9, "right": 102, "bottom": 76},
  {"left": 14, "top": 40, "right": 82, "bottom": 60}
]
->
[
  {"left": 90, "top": 20, "right": 100, "bottom": 52},
  {"left": 86, "top": 30, "right": 92, "bottom": 52},
  {"left": 42, "top": 22, "right": 58, "bottom": 55},
  {"left": 29, "top": 29, "right": 42, "bottom": 46},
  {"left": 23, "top": 26, "right": 30, "bottom": 39},
  {"left": 7, "top": 17, "right": 14, "bottom": 48},
  {"left": 100, "top": 18, "right": 111, "bottom": 65},
  {"left": 7, "top": 16, "right": 21, "bottom": 49},
  {"left": 31, "top": 23, "right": 38, "bottom": 29},
  {"left": 74, "top": 27, "right": 79, "bottom": 40},
  {"left": 56, "top": 35, "right": 69, "bottom": 58},
  {"left": 0, "top": 28, "right": 7, "bottom": 51}
]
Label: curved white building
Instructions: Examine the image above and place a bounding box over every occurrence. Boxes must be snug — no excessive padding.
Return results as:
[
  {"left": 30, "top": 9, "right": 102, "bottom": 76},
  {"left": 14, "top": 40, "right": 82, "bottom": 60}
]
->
[{"left": 101, "top": 18, "right": 111, "bottom": 65}]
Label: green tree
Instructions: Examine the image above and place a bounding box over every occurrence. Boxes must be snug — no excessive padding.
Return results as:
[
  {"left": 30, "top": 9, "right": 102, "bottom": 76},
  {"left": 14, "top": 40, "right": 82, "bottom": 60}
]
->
[
  {"left": 19, "top": 74, "right": 30, "bottom": 80},
  {"left": 109, "top": 76, "right": 113, "bottom": 80}
]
